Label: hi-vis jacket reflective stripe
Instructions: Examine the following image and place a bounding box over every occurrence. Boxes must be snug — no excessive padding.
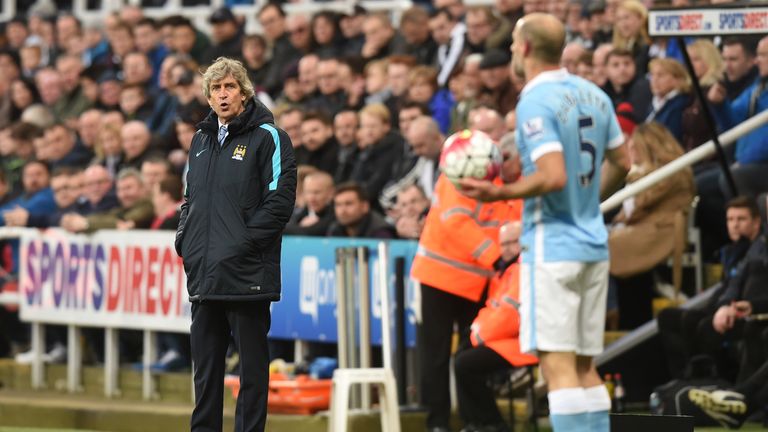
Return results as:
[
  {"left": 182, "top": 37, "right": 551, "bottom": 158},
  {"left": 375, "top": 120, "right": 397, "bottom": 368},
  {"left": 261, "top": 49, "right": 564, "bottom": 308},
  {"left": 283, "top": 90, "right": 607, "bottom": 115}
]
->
[
  {"left": 411, "top": 174, "right": 521, "bottom": 302},
  {"left": 470, "top": 264, "right": 538, "bottom": 367}
]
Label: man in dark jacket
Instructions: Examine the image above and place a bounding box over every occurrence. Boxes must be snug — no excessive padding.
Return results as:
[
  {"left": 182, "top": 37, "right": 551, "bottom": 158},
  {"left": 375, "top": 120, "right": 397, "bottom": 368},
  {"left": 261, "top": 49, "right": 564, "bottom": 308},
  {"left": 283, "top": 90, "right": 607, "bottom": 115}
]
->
[
  {"left": 327, "top": 182, "right": 394, "bottom": 238},
  {"left": 175, "top": 57, "right": 296, "bottom": 432},
  {"left": 285, "top": 171, "right": 335, "bottom": 236}
]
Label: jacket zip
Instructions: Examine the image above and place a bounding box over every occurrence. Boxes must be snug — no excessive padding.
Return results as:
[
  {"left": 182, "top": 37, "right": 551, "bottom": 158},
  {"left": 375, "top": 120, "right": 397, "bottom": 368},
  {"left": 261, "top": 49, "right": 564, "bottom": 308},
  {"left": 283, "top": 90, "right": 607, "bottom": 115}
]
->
[{"left": 201, "top": 136, "right": 218, "bottom": 298}]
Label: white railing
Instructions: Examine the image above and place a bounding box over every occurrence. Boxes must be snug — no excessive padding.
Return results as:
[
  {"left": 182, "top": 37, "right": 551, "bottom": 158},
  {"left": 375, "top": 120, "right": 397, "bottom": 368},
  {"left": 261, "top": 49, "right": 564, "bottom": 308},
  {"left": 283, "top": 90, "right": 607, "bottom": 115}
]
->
[{"left": 601, "top": 109, "right": 768, "bottom": 213}]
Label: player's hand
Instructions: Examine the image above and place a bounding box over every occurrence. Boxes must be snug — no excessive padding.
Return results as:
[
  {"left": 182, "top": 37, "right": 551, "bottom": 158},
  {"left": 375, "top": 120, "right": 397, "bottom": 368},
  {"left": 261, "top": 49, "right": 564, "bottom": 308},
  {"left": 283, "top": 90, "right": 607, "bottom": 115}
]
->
[
  {"left": 458, "top": 178, "right": 501, "bottom": 202},
  {"left": 713, "top": 305, "right": 735, "bottom": 334}
]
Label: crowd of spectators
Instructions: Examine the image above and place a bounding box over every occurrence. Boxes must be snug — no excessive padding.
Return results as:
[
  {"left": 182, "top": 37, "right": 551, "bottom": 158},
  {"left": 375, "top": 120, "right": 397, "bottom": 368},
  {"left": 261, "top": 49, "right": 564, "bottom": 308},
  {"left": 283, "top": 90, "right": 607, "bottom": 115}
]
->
[{"left": 0, "top": 0, "right": 765, "bottom": 392}]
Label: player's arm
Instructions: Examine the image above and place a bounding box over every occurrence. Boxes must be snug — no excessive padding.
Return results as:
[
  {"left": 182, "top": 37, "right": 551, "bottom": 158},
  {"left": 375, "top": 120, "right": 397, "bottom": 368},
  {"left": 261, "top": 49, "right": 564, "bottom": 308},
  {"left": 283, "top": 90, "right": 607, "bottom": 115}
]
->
[
  {"left": 600, "top": 142, "right": 631, "bottom": 200},
  {"left": 464, "top": 151, "right": 567, "bottom": 201}
]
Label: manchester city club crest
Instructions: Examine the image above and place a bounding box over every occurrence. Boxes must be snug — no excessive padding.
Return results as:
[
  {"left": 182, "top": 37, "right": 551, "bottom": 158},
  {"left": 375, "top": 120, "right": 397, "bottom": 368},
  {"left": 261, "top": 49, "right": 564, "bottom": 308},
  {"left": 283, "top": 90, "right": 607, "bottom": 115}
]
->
[{"left": 232, "top": 145, "right": 246, "bottom": 161}]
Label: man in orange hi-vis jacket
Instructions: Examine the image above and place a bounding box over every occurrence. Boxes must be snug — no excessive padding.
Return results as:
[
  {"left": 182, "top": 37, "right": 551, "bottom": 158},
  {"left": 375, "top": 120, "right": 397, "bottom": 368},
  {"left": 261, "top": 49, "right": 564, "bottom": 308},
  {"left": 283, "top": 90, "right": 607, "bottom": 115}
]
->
[
  {"left": 455, "top": 221, "right": 538, "bottom": 432},
  {"left": 411, "top": 132, "right": 522, "bottom": 432}
]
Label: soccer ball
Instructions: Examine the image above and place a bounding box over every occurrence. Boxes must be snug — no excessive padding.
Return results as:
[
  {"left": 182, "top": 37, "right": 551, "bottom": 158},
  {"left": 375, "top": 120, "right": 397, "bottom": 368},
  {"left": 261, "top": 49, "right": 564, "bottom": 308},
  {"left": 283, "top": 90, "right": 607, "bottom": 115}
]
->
[{"left": 439, "top": 129, "right": 502, "bottom": 186}]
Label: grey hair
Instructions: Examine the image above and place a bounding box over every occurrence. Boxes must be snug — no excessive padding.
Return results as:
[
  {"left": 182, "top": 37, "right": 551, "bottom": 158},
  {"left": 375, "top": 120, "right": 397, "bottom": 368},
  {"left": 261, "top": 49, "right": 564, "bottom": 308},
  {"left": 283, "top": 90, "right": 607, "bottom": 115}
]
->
[
  {"left": 202, "top": 57, "right": 255, "bottom": 100},
  {"left": 116, "top": 167, "right": 144, "bottom": 185}
]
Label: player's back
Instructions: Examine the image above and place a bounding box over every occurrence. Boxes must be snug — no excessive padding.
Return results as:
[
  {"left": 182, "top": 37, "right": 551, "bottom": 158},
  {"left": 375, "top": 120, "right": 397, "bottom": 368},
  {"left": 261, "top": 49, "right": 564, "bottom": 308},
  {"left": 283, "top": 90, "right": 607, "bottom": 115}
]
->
[{"left": 516, "top": 70, "right": 623, "bottom": 263}]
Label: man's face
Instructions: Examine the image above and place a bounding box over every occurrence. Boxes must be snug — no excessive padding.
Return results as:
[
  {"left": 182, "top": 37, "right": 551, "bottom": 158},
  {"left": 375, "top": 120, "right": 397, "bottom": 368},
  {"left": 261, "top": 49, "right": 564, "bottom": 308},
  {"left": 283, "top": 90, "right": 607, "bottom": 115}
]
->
[
  {"left": 358, "top": 113, "right": 388, "bottom": 148},
  {"left": 429, "top": 14, "right": 454, "bottom": 46},
  {"left": 6, "top": 22, "right": 28, "bottom": 48},
  {"left": 119, "top": 88, "right": 145, "bottom": 115},
  {"left": 84, "top": 166, "right": 112, "bottom": 205},
  {"left": 22, "top": 163, "right": 49, "bottom": 194},
  {"left": 406, "top": 122, "right": 439, "bottom": 158},
  {"left": 387, "top": 63, "right": 411, "bottom": 97},
  {"left": 726, "top": 207, "right": 761, "bottom": 242},
  {"left": 141, "top": 161, "right": 168, "bottom": 191},
  {"left": 175, "top": 122, "right": 196, "bottom": 151},
  {"left": 121, "top": 124, "right": 150, "bottom": 159},
  {"left": 279, "top": 112, "right": 303, "bottom": 147},
  {"left": 133, "top": 24, "right": 158, "bottom": 53},
  {"left": 756, "top": 38, "right": 768, "bottom": 78},
  {"left": 45, "top": 126, "right": 75, "bottom": 161},
  {"left": 287, "top": 17, "right": 311, "bottom": 50},
  {"left": 499, "top": 224, "right": 522, "bottom": 261},
  {"left": 78, "top": 111, "right": 102, "bottom": 147},
  {"left": 37, "top": 71, "right": 63, "bottom": 105},
  {"left": 400, "top": 19, "right": 429, "bottom": 45},
  {"left": 51, "top": 175, "right": 75, "bottom": 208},
  {"left": 399, "top": 108, "right": 423, "bottom": 137},
  {"left": 99, "top": 80, "right": 121, "bottom": 107},
  {"left": 303, "top": 176, "right": 334, "bottom": 213},
  {"left": 207, "top": 74, "right": 246, "bottom": 124},
  {"left": 172, "top": 26, "right": 196, "bottom": 54},
  {"left": 480, "top": 66, "right": 509, "bottom": 90},
  {"left": 465, "top": 10, "right": 492, "bottom": 45},
  {"left": 722, "top": 44, "right": 754, "bottom": 82},
  {"left": 606, "top": 55, "right": 636, "bottom": 87},
  {"left": 123, "top": 54, "right": 151, "bottom": 85},
  {"left": 396, "top": 186, "right": 429, "bottom": 219},
  {"left": 561, "top": 44, "right": 584, "bottom": 74},
  {"left": 56, "top": 17, "right": 78, "bottom": 48},
  {"left": 317, "top": 60, "right": 340, "bottom": 95},
  {"left": 116, "top": 176, "right": 145, "bottom": 209},
  {"left": 258, "top": 6, "right": 285, "bottom": 42},
  {"left": 301, "top": 119, "right": 332, "bottom": 152},
  {"left": 212, "top": 21, "right": 238, "bottom": 44},
  {"left": 334, "top": 190, "right": 369, "bottom": 226},
  {"left": 334, "top": 112, "right": 358, "bottom": 147}
]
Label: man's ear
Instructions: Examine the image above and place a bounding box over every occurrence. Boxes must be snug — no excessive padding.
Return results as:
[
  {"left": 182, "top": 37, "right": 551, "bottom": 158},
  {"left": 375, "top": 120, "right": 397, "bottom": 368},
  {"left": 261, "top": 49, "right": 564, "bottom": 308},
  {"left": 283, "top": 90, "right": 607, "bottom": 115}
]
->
[{"left": 523, "top": 40, "right": 531, "bottom": 57}]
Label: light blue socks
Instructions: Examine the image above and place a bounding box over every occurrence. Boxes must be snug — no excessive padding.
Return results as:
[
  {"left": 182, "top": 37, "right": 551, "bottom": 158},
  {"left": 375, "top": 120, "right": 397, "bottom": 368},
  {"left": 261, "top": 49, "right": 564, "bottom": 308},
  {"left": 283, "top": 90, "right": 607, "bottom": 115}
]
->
[
  {"left": 548, "top": 388, "right": 590, "bottom": 432},
  {"left": 584, "top": 384, "right": 612, "bottom": 432}
]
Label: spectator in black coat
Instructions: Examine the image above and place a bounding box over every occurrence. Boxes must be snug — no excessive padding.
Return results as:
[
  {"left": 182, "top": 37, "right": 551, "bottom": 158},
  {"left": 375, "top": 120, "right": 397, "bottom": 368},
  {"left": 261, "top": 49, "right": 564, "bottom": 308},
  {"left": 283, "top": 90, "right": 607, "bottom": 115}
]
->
[
  {"left": 258, "top": 3, "right": 301, "bottom": 97},
  {"left": 327, "top": 182, "right": 395, "bottom": 238},
  {"left": 298, "top": 111, "right": 339, "bottom": 175},
  {"left": 602, "top": 48, "right": 652, "bottom": 118},
  {"left": 285, "top": 171, "right": 336, "bottom": 236},
  {"left": 202, "top": 7, "right": 244, "bottom": 65},
  {"left": 349, "top": 103, "right": 406, "bottom": 210}
]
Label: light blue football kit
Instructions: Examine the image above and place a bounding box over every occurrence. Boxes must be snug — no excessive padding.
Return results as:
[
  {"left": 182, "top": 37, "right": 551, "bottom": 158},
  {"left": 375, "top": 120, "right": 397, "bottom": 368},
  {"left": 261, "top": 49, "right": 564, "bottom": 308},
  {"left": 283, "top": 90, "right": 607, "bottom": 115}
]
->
[{"left": 514, "top": 69, "right": 624, "bottom": 432}]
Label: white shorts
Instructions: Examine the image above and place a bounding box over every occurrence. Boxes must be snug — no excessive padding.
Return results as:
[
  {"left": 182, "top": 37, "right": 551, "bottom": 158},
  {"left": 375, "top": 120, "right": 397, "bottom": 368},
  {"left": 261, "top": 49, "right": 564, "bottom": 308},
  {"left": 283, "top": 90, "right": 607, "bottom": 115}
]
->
[{"left": 519, "top": 261, "right": 609, "bottom": 357}]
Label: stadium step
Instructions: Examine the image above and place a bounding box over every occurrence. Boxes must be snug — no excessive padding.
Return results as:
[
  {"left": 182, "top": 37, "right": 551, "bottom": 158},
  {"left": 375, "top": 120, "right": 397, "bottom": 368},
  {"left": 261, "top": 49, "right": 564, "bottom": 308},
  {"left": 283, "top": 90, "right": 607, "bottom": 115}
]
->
[{"left": 0, "top": 360, "right": 541, "bottom": 432}]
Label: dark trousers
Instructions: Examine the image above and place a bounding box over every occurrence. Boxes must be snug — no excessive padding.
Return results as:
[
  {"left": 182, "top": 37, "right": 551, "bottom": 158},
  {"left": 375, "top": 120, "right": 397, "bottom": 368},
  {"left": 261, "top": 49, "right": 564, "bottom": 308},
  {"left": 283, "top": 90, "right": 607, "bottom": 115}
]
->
[
  {"left": 454, "top": 345, "right": 510, "bottom": 428},
  {"left": 191, "top": 301, "right": 271, "bottom": 432},
  {"left": 614, "top": 272, "right": 655, "bottom": 330},
  {"left": 737, "top": 320, "right": 768, "bottom": 384},
  {"left": 658, "top": 307, "right": 709, "bottom": 379},
  {"left": 736, "top": 335, "right": 768, "bottom": 417},
  {"left": 419, "top": 283, "right": 481, "bottom": 429}
]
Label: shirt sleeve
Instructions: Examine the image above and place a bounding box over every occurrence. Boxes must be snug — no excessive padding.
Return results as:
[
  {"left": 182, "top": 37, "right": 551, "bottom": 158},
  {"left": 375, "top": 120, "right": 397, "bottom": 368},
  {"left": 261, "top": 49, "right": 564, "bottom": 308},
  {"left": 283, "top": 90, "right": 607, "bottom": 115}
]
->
[{"left": 517, "top": 99, "right": 563, "bottom": 162}]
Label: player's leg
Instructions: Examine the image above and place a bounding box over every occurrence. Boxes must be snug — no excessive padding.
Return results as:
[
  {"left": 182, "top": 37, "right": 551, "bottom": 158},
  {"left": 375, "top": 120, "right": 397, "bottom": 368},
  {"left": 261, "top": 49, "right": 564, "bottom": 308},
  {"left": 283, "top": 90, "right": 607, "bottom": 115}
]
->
[
  {"left": 578, "top": 261, "right": 611, "bottom": 432},
  {"left": 520, "top": 262, "right": 588, "bottom": 432}
]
